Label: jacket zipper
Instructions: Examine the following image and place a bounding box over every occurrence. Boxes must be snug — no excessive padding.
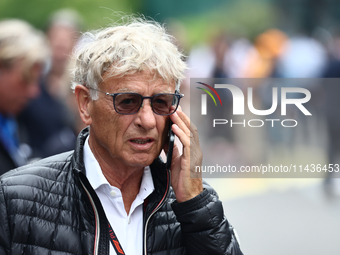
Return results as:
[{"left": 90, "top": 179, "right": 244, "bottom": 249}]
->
[
  {"left": 80, "top": 179, "right": 100, "bottom": 255},
  {"left": 143, "top": 169, "right": 171, "bottom": 255}
]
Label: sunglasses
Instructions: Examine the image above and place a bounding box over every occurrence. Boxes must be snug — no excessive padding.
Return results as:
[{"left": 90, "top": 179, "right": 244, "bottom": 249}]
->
[{"left": 92, "top": 89, "right": 184, "bottom": 115}]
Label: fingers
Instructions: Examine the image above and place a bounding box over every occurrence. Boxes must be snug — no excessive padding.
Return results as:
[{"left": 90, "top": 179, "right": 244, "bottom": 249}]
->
[
  {"left": 170, "top": 111, "right": 190, "bottom": 137},
  {"left": 175, "top": 106, "right": 190, "bottom": 129},
  {"left": 167, "top": 107, "right": 203, "bottom": 202},
  {"left": 171, "top": 142, "right": 181, "bottom": 161},
  {"left": 170, "top": 107, "right": 200, "bottom": 148},
  {"left": 177, "top": 107, "right": 199, "bottom": 141},
  {"left": 170, "top": 114, "right": 190, "bottom": 149},
  {"left": 169, "top": 107, "right": 203, "bottom": 170}
]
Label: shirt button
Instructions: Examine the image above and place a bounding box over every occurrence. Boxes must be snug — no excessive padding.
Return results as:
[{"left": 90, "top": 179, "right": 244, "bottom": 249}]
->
[
  {"left": 128, "top": 218, "right": 131, "bottom": 224},
  {"left": 110, "top": 190, "right": 116, "bottom": 197}
]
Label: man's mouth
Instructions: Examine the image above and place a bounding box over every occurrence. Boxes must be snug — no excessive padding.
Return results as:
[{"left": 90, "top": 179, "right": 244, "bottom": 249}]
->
[{"left": 130, "top": 138, "right": 152, "bottom": 144}]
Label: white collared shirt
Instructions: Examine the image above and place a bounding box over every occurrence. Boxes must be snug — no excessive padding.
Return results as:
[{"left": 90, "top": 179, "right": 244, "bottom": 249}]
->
[{"left": 84, "top": 137, "right": 155, "bottom": 255}]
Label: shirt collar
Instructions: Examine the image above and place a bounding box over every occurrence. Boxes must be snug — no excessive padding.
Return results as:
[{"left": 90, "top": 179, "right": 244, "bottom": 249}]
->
[{"left": 84, "top": 136, "right": 154, "bottom": 198}]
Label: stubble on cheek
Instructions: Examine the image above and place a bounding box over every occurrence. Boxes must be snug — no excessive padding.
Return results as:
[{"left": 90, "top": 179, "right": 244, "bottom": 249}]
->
[{"left": 90, "top": 101, "right": 122, "bottom": 156}]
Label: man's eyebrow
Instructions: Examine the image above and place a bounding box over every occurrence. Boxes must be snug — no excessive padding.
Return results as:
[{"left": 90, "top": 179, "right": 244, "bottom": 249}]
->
[
  {"left": 160, "top": 89, "right": 174, "bottom": 94},
  {"left": 114, "top": 86, "right": 174, "bottom": 94},
  {"left": 116, "top": 88, "right": 131, "bottom": 93}
]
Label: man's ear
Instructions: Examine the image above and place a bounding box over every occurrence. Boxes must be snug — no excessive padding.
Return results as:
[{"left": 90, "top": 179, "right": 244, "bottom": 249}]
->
[{"left": 74, "top": 85, "right": 92, "bottom": 126}]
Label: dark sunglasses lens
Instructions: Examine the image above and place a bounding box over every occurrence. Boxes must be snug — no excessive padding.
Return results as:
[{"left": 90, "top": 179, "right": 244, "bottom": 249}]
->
[
  {"left": 115, "top": 94, "right": 142, "bottom": 114},
  {"left": 152, "top": 94, "right": 178, "bottom": 115}
]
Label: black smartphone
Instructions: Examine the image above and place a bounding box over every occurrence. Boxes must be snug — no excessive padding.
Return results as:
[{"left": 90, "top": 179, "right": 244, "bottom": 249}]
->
[{"left": 166, "top": 120, "right": 175, "bottom": 170}]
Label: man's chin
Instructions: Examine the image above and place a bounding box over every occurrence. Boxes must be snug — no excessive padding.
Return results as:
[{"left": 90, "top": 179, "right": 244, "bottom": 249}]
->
[
  {"left": 127, "top": 155, "right": 156, "bottom": 168},
  {"left": 123, "top": 148, "right": 161, "bottom": 168}
]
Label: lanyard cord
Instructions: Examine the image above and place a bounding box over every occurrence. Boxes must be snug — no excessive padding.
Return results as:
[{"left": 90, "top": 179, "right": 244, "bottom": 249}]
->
[
  {"left": 108, "top": 222, "right": 125, "bottom": 255},
  {"left": 107, "top": 195, "right": 149, "bottom": 254}
]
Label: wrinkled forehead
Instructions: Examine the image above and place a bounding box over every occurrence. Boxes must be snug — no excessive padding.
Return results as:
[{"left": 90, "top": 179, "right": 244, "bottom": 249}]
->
[{"left": 100, "top": 67, "right": 177, "bottom": 91}]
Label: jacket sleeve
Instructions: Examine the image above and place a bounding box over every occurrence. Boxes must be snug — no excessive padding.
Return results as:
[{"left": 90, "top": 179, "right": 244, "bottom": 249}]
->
[
  {"left": 0, "top": 182, "right": 10, "bottom": 255},
  {"left": 171, "top": 186, "right": 243, "bottom": 255}
]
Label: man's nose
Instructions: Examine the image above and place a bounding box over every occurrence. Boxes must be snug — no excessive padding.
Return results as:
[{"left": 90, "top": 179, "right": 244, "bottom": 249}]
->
[{"left": 137, "top": 100, "right": 157, "bottom": 130}]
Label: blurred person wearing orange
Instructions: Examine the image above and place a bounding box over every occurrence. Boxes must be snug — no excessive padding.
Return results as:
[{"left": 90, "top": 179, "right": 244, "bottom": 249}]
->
[
  {"left": 243, "top": 29, "right": 288, "bottom": 78},
  {"left": 0, "top": 19, "right": 49, "bottom": 174}
]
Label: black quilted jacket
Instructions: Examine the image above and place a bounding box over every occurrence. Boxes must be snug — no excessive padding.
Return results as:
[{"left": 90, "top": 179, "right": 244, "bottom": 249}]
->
[{"left": 0, "top": 128, "right": 243, "bottom": 255}]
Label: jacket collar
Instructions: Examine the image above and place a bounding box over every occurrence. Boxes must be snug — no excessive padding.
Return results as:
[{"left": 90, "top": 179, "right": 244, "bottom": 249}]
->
[{"left": 72, "top": 127, "right": 89, "bottom": 175}]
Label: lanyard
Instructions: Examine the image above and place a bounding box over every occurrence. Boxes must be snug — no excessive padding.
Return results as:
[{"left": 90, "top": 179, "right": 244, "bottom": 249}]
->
[
  {"left": 107, "top": 196, "right": 149, "bottom": 254},
  {"left": 108, "top": 222, "right": 125, "bottom": 255}
]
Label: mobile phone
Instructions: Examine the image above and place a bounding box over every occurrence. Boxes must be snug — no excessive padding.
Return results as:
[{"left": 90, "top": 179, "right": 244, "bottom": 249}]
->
[{"left": 166, "top": 120, "right": 175, "bottom": 170}]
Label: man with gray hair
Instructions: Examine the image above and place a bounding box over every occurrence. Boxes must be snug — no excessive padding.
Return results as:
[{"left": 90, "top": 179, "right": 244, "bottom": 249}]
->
[
  {"left": 0, "top": 19, "right": 49, "bottom": 174},
  {"left": 0, "top": 17, "right": 243, "bottom": 255}
]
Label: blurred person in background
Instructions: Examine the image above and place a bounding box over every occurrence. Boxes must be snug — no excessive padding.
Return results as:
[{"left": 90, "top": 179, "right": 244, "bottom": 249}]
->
[
  {"left": 0, "top": 17, "right": 242, "bottom": 255},
  {"left": 243, "top": 29, "right": 288, "bottom": 78},
  {"left": 186, "top": 31, "right": 235, "bottom": 142},
  {"left": 277, "top": 34, "right": 327, "bottom": 78},
  {"left": 276, "top": 33, "right": 327, "bottom": 157},
  {"left": 211, "top": 32, "right": 230, "bottom": 78},
  {"left": 18, "top": 9, "right": 83, "bottom": 159},
  {"left": 0, "top": 19, "right": 49, "bottom": 175},
  {"left": 322, "top": 30, "right": 340, "bottom": 196}
]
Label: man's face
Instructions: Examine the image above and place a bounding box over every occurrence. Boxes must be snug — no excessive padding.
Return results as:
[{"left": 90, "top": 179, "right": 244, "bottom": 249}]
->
[
  {"left": 48, "top": 25, "right": 76, "bottom": 74},
  {"left": 0, "top": 60, "right": 41, "bottom": 115},
  {"left": 87, "top": 70, "right": 175, "bottom": 170}
]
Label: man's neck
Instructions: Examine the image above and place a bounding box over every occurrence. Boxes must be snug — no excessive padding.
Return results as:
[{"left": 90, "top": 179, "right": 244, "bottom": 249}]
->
[
  {"left": 88, "top": 138, "right": 145, "bottom": 214},
  {"left": 101, "top": 163, "right": 144, "bottom": 214}
]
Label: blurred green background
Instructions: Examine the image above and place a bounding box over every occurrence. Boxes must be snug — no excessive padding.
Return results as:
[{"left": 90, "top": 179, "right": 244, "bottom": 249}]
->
[{"left": 2, "top": 0, "right": 340, "bottom": 47}]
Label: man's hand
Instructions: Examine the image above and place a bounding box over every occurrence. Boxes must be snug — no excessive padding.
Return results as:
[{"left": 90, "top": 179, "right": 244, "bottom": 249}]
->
[{"left": 167, "top": 107, "right": 203, "bottom": 203}]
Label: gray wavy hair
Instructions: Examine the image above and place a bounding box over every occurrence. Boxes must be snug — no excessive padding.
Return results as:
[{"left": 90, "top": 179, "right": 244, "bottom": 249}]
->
[{"left": 71, "top": 17, "right": 187, "bottom": 99}]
